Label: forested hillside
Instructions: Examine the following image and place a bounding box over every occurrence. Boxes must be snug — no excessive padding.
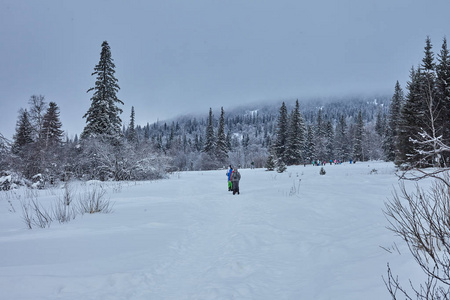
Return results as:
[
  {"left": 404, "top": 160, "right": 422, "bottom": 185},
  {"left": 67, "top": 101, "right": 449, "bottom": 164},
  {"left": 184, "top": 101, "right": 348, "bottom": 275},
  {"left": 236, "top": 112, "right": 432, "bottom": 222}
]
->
[{"left": 129, "top": 95, "right": 390, "bottom": 172}]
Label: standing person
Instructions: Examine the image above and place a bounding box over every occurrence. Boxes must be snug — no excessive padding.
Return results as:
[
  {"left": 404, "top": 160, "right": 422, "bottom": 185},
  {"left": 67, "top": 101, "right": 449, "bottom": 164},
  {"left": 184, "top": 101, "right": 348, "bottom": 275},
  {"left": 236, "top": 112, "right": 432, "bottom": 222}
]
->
[
  {"left": 231, "top": 168, "right": 241, "bottom": 195},
  {"left": 226, "top": 165, "right": 233, "bottom": 191}
]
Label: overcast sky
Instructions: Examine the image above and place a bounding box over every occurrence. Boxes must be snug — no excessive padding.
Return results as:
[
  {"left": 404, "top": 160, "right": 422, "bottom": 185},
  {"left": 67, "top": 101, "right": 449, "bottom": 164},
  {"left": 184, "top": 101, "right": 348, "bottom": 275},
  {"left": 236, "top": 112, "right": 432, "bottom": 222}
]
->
[{"left": 1, "top": 0, "right": 449, "bottom": 140}]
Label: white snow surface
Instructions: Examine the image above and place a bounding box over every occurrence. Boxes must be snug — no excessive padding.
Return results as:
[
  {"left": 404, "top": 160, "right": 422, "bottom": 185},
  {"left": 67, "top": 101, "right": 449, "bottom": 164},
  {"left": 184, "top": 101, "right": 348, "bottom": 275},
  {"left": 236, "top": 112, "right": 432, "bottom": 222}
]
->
[{"left": 0, "top": 161, "right": 427, "bottom": 299}]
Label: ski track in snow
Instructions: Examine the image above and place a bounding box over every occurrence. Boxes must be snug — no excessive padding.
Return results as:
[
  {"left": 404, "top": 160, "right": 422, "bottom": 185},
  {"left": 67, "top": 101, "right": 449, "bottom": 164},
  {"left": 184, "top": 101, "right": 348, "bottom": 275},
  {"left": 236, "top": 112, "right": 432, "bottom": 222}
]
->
[{"left": 0, "top": 162, "right": 428, "bottom": 299}]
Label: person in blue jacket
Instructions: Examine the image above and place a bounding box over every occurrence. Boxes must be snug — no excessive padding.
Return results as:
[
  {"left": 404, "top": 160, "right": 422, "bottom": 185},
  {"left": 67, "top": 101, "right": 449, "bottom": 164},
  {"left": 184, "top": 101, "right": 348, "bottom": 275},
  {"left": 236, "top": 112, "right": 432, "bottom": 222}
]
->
[{"left": 226, "top": 165, "right": 233, "bottom": 191}]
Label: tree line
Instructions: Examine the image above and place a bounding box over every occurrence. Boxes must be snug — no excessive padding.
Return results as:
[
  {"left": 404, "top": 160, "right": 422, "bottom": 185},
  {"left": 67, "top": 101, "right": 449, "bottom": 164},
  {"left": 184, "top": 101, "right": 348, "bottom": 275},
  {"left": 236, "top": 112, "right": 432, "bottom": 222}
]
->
[{"left": 2, "top": 36, "right": 446, "bottom": 188}]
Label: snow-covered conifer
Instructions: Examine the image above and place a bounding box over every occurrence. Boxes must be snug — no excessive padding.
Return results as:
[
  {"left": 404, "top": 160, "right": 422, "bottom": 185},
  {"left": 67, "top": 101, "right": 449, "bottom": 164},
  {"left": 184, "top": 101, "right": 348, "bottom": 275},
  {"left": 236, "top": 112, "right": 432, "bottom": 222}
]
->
[
  {"left": 286, "top": 99, "right": 306, "bottom": 165},
  {"left": 352, "top": 111, "right": 365, "bottom": 161},
  {"left": 203, "top": 108, "right": 216, "bottom": 155},
  {"left": 127, "top": 106, "right": 137, "bottom": 144},
  {"left": 40, "top": 102, "right": 64, "bottom": 149},
  {"left": 82, "top": 41, "right": 123, "bottom": 144},
  {"left": 384, "top": 81, "right": 404, "bottom": 161},
  {"left": 12, "top": 109, "right": 34, "bottom": 155},
  {"left": 215, "top": 107, "right": 228, "bottom": 163},
  {"left": 275, "top": 102, "right": 288, "bottom": 161}
]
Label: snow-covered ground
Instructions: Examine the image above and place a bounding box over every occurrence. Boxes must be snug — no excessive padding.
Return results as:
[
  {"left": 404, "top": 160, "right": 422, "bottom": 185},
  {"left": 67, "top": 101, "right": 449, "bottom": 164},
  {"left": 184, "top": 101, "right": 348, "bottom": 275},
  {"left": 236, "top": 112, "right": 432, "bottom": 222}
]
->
[{"left": 0, "top": 161, "right": 427, "bottom": 299}]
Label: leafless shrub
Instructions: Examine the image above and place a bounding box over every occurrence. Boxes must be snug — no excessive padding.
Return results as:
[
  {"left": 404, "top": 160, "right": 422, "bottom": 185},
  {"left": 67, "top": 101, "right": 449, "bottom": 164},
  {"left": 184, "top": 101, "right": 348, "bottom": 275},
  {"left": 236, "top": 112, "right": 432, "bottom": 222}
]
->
[
  {"left": 78, "top": 185, "right": 113, "bottom": 214},
  {"left": 383, "top": 172, "right": 450, "bottom": 299},
  {"left": 20, "top": 197, "right": 52, "bottom": 229}
]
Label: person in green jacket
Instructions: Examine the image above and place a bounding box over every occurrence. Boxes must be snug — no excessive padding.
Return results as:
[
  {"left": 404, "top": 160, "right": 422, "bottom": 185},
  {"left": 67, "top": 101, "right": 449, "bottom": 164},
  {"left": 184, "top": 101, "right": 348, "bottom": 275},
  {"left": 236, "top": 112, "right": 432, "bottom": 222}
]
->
[{"left": 226, "top": 165, "right": 233, "bottom": 191}]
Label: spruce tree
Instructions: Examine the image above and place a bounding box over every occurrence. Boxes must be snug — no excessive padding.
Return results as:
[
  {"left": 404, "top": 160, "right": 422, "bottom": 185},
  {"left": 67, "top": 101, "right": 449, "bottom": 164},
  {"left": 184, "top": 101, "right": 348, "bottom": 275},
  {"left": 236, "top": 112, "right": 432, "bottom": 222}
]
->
[
  {"left": 420, "top": 37, "right": 440, "bottom": 165},
  {"left": 275, "top": 102, "right": 288, "bottom": 162},
  {"left": 436, "top": 37, "right": 450, "bottom": 164},
  {"left": 335, "top": 115, "right": 349, "bottom": 161},
  {"left": 396, "top": 67, "right": 424, "bottom": 167},
  {"left": 82, "top": 41, "right": 123, "bottom": 143},
  {"left": 324, "top": 120, "right": 334, "bottom": 160},
  {"left": 315, "top": 109, "right": 327, "bottom": 160},
  {"left": 40, "top": 102, "right": 64, "bottom": 149},
  {"left": 384, "top": 81, "right": 404, "bottom": 161},
  {"left": 353, "top": 110, "right": 365, "bottom": 161},
  {"left": 203, "top": 108, "right": 216, "bottom": 154},
  {"left": 127, "top": 106, "right": 137, "bottom": 144},
  {"left": 12, "top": 109, "right": 34, "bottom": 155},
  {"left": 286, "top": 99, "right": 306, "bottom": 165},
  {"left": 215, "top": 107, "right": 228, "bottom": 163},
  {"left": 265, "top": 154, "right": 276, "bottom": 171},
  {"left": 304, "top": 124, "right": 316, "bottom": 162}
]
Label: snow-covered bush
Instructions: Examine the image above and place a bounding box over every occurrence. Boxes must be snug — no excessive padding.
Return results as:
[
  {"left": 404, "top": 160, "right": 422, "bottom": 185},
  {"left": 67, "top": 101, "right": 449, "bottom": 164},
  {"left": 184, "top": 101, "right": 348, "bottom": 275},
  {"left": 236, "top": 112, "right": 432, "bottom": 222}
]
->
[
  {"left": 320, "top": 167, "right": 326, "bottom": 175},
  {"left": 0, "top": 174, "right": 12, "bottom": 191},
  {"left": 31, "top": 174, "right": 45, "bottom": 189},
  {"left": 277, "top": 160, "right": 287, "bottom": 173},
  {"left": 265, "top": 155, "right": 276, "bottom": 171}
]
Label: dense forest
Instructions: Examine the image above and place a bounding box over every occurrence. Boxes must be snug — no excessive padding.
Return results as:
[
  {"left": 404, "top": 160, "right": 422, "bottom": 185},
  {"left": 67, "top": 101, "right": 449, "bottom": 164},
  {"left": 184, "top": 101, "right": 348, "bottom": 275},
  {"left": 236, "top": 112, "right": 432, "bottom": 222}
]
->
[{"left": 1, "top": 35, "right": 449, "bottom": 189}]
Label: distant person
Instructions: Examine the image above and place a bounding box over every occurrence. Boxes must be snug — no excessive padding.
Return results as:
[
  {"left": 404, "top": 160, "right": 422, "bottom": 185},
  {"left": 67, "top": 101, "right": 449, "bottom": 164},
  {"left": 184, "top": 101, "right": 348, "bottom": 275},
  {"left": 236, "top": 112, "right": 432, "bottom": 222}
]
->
[
  {"left": 231, "top": 167, "right": 241, "bottom": 195},
  {"left": 226, "top": 165, "right": 233, "bottom": 191}
]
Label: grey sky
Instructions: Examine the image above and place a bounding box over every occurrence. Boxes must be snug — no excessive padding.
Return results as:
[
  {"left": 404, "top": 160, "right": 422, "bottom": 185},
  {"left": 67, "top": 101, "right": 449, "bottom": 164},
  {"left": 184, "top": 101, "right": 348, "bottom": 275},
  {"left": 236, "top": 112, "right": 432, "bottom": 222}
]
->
[{"left": 1, "top": 0, "right": 449, "bottom": 140}]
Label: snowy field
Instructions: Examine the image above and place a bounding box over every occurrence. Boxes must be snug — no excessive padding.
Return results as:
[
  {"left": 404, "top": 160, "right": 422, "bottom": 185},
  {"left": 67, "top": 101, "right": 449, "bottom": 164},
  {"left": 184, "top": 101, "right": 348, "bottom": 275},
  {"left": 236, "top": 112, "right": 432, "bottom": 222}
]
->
[{"left": 0, "top": 161, "right": 428, "bottom": 299}]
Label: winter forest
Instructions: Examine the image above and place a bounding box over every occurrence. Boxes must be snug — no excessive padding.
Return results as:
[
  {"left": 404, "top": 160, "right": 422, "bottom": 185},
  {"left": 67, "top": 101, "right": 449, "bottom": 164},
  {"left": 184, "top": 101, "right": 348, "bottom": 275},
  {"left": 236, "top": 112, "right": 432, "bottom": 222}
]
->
[
  {"left": 1, "top": 36, "right": 449, "bottom": 188},
  {"left": 2, "top": 33, "right": 450, "bottom": 299}
]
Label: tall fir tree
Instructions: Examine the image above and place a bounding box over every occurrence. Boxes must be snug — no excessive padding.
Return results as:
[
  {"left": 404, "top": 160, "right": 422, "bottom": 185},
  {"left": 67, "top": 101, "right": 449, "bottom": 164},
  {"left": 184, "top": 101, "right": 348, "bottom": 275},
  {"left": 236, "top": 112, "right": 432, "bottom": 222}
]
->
[
  {"left": 274, "top": 102, "right": 288, "bottom": 161},
  {"left": 384, "top": 81, "right": 404, "bottom": 161},
  {"left": 203, "top": 108, "right": 216, "bottom": 154},
  {"left": 82, "top": 41, "right": 123, "bottom": 143},
  {"left": 304, "top": 124, "right": 316, "bottom": 162},
  {"left": 324, "top": 120, "right": 334, "bottom": 160},
  {"left": 315, "top": 108, "right": 327, "bottom": 159},
  {"left": 12, "top": 109, "right": 34, "bottom": 155},
  {"left": 127, "top": 106, "right": 137, "bottom": 144},
  {"left": 436, "top": 37, "right": 450, "bottom": 164},
  {"left": 40, "top": 102, "right": 64, "bottom": 149},
  {"left": 396, "top": 67, "right": 424, "bottom": 166},
  {"left": 215, "top": 107, "right": 228, "bottom": 163},
  {"left": 420, "top": 37, "right": 440, "bottom": 165},
  {"left": 285, "top": 99, "right": 306, "bottom": 165},
  {"left": 335, "top": 115, "right": 349, "bottom": 161},
  {"left": 352, "top": 110, "right": 365, "bottom": 161}
]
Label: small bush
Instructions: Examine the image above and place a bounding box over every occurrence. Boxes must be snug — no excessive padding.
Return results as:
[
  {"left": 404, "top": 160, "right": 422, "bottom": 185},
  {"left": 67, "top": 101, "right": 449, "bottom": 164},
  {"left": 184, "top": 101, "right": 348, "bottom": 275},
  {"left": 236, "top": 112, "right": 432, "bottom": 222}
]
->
[
  {"left": 78, "top": 185, "right": 114, "bottom": 214},
  {"left": 320, "top": 167, "right": 326, "bottom": 175}
]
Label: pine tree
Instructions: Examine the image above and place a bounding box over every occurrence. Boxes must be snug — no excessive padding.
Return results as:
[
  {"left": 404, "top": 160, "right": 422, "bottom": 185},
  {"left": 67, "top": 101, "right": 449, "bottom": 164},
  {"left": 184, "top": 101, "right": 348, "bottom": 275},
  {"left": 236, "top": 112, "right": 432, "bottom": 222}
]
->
[
  {"left": 335, "top": 115, "right": 349, "bottom": 161},
  {"left": 436, "top": 37, "right": 450, "bottom": 164},
  {"left": 396, "top": 67, "right": 423, "bottom": 166},
  {"left": 203, "top": 108, "right": 216, "bottom": 154},
  {"left": 325, "top": 120, "right": 334, "bottom": 160},
  {"left": 127, "top": 106, "right": 137, "bottom": 144},
  {"left": 304, "top": 124, "right": 316, "bottom": 162},
  {"left": 215, "top": 107, "right": 228, "bottom": 163},
  {"left": 12, "top": 109, "right": 34, "bottom": 155},
  {"left": 82, "top": 41, "right": 123, "bottom": 143},
  {"left": 419, "top": 37, "right": 440, "bottom": 165},
  {"left": 265, "top": 154, "right": 276, "bottom": 171},
  {"left": 353, "top": 110, "right": 365, "bottom": 161},
  {"left": 384, "top": 81, "right": 404, "bottom": 161},
  {"left": 275, "top": 102, "right": 288, "bottom": 161},
  {"left": 315, "top": 109, "right": 327, "bottom": 159},
  {"left": 40, "top": 102, "right": 64, "bottom": 149},
  {"left": 375, "top": 107, "right": 385, "bottom": 136},
  {"left": 286, "top": 99, "right": 306, "bottom": 165}
]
